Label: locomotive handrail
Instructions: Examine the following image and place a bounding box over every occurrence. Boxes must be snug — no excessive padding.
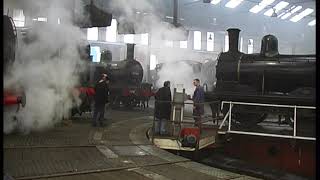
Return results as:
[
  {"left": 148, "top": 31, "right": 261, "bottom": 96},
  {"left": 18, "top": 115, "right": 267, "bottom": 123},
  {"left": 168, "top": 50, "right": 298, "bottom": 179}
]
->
[
  {"left": 219, "top": 101, "right": 316, "bottom": 141},
  {"left": 220, "top": 101, "right": 316, "bottom": 110}
]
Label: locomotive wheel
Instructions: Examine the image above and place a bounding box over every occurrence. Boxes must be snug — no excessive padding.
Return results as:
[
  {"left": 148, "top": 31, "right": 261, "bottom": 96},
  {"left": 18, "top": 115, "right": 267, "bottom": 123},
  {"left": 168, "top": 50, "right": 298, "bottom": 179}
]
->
[
  {"left": 289, "top": 87, "right": 315, "bottom": 97},
  {"left": 222, "top": 105, "right": 267, "bottom": 128},
  {"left": 232, "top": 112, "right": 268, "bottom": 128},
  {"left": 285, "top": 109, "right": 315, "bottom": 136},
  {"left": 287, "top": 87, "right": 316, "bottom": 136}
]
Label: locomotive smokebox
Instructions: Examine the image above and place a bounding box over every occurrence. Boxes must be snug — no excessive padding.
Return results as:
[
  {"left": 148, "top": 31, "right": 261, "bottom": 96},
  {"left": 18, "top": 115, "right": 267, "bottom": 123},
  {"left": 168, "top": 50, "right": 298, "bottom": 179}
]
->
[
  {"left": 227, "top": 28, "right": 240, "bottom": 53},
  {"left": 126, "top": 43, "right": 135, "bottom": 60}
]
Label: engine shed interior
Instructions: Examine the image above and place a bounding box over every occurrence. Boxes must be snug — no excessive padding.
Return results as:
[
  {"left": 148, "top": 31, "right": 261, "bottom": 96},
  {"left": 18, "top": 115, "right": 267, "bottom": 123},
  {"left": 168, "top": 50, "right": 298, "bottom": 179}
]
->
[{"left": 3, "top": 0, "right": 317, "bottom": 180}]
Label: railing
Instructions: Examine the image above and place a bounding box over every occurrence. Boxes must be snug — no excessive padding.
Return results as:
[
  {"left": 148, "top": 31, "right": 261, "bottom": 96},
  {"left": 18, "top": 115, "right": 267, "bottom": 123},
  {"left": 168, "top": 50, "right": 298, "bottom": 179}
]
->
[{"left": 218, "top": 101, "right": 316, "bottom": 141}]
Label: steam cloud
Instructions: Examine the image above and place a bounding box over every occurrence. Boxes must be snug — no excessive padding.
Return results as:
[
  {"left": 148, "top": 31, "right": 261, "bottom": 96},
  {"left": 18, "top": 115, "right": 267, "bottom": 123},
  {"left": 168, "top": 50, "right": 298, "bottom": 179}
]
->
[
  {"left": 156, "top": 61, "right": 200, "bottom": 95},
  {"left": 4, "top": 1, "right": 86, "bottom": 134},
  {"left": 106, "top": 0, "right": 217, "bottom": 115},
  {"left": 107, "top": 0, "right": 211, "bottom": 94}
]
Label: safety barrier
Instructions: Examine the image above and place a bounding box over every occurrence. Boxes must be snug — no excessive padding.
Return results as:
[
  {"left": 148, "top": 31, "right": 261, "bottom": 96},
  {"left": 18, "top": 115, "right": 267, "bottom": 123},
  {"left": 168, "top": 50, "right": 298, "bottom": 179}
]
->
[{"left": 218, "top": 101, "right": 316, "bottom": 141}]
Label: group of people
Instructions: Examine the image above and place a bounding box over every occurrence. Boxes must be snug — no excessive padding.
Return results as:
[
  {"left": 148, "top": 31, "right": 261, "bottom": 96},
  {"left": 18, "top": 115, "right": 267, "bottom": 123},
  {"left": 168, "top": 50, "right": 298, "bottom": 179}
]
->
[
  {"left": 153, "top": 78, "right": 205, "bottom": 135},
  {"left": 91, "top": 72, "right": 206, "bottom": 131}
]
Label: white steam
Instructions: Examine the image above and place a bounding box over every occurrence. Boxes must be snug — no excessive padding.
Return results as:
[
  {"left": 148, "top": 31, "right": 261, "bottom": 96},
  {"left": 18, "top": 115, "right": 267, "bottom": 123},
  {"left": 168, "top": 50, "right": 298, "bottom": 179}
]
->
[
  {"left": 156, "top": 61, "right": 200, "bottom": 95},
  {"left": 111, "top": 0, "right": 187, "bottom": 40},
  {"left": 107, "top": 0, "right": 197, "bottom": 92},
  {"left": 4, "top": 2, "right": 86, "bottom": 134}
]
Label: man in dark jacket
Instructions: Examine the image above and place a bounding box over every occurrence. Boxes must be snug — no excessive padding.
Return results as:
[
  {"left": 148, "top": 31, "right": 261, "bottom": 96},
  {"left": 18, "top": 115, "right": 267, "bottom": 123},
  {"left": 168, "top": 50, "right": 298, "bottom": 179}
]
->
[
  {"left": 93, "top": 73, "right": 109, "bottom": 127},
  {"left": 192, "top": 78, "right": 205, "bottom": 128},
  {"left": 154, "top": 81, "right": 171, "bottom": 135}
]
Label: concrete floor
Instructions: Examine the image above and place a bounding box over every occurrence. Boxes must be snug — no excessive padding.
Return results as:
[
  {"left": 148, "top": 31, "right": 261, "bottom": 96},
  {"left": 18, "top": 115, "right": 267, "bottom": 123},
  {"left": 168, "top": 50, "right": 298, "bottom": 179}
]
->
[{"left": 4, "top": 108, "right": 261, "bottom": 180}]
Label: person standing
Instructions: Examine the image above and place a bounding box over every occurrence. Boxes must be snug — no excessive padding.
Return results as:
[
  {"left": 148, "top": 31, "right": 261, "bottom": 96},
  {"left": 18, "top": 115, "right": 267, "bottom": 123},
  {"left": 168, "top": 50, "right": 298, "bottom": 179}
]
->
[
  {"left": 192, "top": 78, "right": 205, "bottom": 129},
  {"left": 154, "top": 81, "right": 172, "bottom": 135},
  {"left": 93, "top": 73, "right": 109, "bottom": 127}
]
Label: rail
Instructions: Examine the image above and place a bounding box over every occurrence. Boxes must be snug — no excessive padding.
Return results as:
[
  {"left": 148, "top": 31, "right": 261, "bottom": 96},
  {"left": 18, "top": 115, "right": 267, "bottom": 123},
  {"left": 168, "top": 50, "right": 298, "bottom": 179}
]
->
[{"left": 219, "top": 101, "right": 316, "bottom": 141}]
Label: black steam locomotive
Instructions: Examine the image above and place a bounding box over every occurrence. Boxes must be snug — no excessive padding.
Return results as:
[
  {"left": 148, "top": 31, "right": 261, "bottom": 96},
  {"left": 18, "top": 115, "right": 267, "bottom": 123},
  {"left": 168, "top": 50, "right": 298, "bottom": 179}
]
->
[
  {"left": 205, "top": 28, "right": 316, "bottom": 128},
  {"left": 3, "top": 15, "right": 26, "bottom": 109},
  {"left": 75, "top": 43, "right": 152, "bottom": 113},
  {"left": 92, "top": 44, "right": 145, "bottom": 107}
]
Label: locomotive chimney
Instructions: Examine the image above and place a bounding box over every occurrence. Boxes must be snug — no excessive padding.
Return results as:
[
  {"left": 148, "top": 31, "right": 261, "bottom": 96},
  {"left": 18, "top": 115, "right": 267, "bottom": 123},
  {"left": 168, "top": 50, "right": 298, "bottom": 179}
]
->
[
  {"left": 126, "top": 43, "right": 135, "bottom": 60},
  {"left": 227, "top": 28, "right": 240, "bottom": 53}
]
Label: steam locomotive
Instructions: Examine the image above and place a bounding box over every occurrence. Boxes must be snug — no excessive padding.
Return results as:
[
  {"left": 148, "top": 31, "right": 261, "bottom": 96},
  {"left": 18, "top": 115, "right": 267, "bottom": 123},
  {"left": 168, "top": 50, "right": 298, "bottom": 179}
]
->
[
  {"left": 3, "top": 15, "right": 26, "bottom": 109},
  {"left": 73, "top": 43, "right": 152, "bottom": 115},
  {"left": 205, "top": 28, "right": 316, "bottom": 128}
]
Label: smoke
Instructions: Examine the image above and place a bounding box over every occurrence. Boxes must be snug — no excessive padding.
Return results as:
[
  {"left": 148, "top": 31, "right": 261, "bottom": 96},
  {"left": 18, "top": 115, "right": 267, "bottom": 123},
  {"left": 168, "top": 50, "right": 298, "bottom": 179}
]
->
[
  {"left": 156, "top": 61, "right": 200, "bottom": 96},
  {"left": 3, "top": 1, "right": 86, "bottom": 134},
  {"left": 107, "top": 0, "right": 198, "bottom": 91}
]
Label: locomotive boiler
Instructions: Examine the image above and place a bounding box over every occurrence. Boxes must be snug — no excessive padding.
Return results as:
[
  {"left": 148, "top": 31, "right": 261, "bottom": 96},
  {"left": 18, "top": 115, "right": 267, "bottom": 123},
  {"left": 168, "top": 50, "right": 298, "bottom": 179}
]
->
[
  {"left": 205, "top": 28, "right": 316, "bottom": 128},
  {"left": 91, "top": 44, "right": 143, "bottom": 89},
  {"left": 91, "top": 43, "right": 144, "bottom": 107}
]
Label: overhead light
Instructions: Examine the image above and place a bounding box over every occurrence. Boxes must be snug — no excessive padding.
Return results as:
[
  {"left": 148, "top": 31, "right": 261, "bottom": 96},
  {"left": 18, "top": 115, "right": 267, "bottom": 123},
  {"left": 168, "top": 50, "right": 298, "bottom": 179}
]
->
[
  {"left": 264, "top": 1, "right": 289, "bottom": 17},
  {"left": 308, "top": 19, "right": 315, "bottom": 26},
  {"left": 277, "top": 5, "right": 295, "bottom": 18},
  {"left": 225, "top": 0, "right": 244, "bottom": 8},
  {"left": 249, "top": 0, "right": 276, "bottom": 14},
  {"left": 290, "top": 8, "right": 314, "bottom": 22},
  {"left": 136, "top": 11, "right": 141, "bottom": 14},
  {"left": 210, "top": 0, "right": 221, "bottom": 4},
  {"left": 281, "top": 6, "right": 302, "bottom": 19}
]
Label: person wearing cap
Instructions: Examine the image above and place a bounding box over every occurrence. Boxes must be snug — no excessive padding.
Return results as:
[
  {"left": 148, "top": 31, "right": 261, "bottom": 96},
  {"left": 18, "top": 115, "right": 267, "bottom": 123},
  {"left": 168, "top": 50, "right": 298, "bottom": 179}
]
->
[{"left": 92, "top": 73, "right": 109, "bottom": 127}]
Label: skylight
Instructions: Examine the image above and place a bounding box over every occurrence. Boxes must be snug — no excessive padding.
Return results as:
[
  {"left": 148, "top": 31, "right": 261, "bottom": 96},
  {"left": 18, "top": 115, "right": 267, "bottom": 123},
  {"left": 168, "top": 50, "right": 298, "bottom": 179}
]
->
[
  {"left": 225, "top": 0, "right": 244, "bottom": 9},
  {"left": 308, "top": 19, "right": 315, "bottom": 26},
  {"left": 210, "top": 0, "right": 221, "bottom": 5},
  {"left": 280, "top": 6, "right": 302, "bottom": 19},
  {"left": 264, "top": 1, "right": 289, "bottom": 17},
  {"left": 290, "top": 8, "right": 314, "bottom": 22},
  {"left": 249, "top": 0, "right": 275, "bottom": 14},
  {"left": 277, "top": 11, "right": 286, "bottom": 18}
]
